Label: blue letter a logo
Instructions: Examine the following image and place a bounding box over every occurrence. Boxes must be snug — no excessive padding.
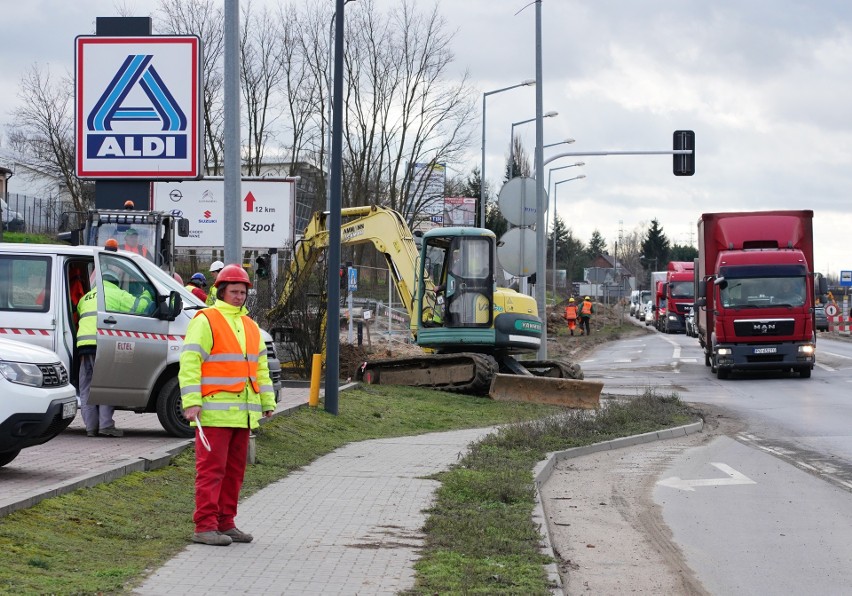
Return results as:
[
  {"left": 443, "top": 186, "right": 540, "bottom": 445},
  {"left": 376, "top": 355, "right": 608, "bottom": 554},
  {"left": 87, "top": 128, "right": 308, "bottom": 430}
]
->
[{"left": 87, "top": 54, "right": 187, "bottom": 132}]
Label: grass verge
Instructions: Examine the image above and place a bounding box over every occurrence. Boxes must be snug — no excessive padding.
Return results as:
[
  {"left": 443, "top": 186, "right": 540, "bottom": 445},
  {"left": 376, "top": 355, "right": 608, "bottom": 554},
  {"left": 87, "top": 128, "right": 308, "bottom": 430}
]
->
[
  {"left": 407, "top": 390, "right": 698, "bottom": 595},
  {"left": 0, "top": 385, "right": 556, "bottom": 594}
]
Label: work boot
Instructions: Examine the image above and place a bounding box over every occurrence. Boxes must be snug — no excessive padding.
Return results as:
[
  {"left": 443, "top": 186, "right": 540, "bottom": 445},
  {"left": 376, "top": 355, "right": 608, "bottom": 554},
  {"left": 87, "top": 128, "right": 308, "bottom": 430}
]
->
[
  {"left": 99, "top": 426, "right": 124, "bottom": 437},
  {"left": 86, "top": 429, "right": 98, "bottom": 438},
  {"left": 193, "top": 531, "right": 232, "bottom": 546},
  {"left": 221, "top": 527, "right": 254, "bottom": 543}
]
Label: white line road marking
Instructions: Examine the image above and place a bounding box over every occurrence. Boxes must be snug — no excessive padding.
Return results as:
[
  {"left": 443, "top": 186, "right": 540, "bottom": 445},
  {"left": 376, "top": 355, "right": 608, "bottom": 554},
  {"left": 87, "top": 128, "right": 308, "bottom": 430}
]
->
[
  {"left": 613, "top": 359, "right": 632, "bottom": 363},
  {"left": 657, "top": 462, "right": 757, "bottom": 492},
  {"left": 815, "top": 362, "right": 837, "bottom": 372},
  {"left": 679, "top": 358, "right": 698, "bottom": 363},
  {"left": 822, "top": 351, "right": 852, "bottom": 360}
]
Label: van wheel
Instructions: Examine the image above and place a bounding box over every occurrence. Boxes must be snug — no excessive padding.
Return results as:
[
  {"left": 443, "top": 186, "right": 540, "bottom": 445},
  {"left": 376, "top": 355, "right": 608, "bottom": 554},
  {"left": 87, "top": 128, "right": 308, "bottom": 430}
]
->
[
  {"left": 156, "top": 377, "right": 194, "bottom": 438},
  {"left": 0, "top": 449, "right": 21, "bottom": 467}
]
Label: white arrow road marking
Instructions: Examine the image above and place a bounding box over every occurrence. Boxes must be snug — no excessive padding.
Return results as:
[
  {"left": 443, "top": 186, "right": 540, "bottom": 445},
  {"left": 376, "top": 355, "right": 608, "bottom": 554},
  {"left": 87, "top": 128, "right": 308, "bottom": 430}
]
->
[{"left": 657, "top": 462, "right": 756, "bottom": 492}]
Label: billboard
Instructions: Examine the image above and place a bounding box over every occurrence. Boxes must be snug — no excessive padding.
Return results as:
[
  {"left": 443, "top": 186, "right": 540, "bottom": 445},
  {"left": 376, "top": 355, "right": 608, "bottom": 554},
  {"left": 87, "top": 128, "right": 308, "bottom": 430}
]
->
[
  {"left": 443, "top": 197, "right": 476, "bottom": 227},
  {"left": 75, "top": 35, "right": 202, "bottom": 179},
  {"left": 407, "top": 163, "right": 445, "bottom": 227},
  {"left": 151, "top": 179, "right": 296, "bottom": 248}
]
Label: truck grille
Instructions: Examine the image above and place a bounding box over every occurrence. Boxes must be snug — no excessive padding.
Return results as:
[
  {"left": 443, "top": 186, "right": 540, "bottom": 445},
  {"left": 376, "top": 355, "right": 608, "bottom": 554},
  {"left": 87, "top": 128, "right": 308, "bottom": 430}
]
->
[
  {"left": 38, "top": 363, "right": 69, "bottom": 387},
  {"left": 734, "top": 319, "right": 795, "bottom": 337}
]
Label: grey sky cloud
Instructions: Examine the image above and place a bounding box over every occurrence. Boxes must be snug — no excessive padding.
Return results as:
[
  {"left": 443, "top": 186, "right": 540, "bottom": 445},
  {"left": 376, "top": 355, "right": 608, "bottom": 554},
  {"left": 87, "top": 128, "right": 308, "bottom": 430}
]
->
[{"left": 2, "top": 0, "right": 851, "bottom": 274}]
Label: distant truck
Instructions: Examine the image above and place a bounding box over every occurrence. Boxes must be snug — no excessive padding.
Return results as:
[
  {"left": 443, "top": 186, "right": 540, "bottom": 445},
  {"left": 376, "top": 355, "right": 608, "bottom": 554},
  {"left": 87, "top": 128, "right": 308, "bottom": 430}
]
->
[
  {"left": 695, "top": 210, "right": 826, "bottom": 379},
  {"left": 650, "top": 270, "right": 667, "bottom": 330},
  {"left": 659, "top": 261, "right": 695, "bottom": 333}
]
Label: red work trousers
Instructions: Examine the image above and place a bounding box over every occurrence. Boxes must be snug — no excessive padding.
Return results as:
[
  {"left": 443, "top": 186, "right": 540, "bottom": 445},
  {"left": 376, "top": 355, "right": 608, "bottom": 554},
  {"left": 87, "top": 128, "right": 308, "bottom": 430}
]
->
[{"left": 194, "top": 425, "right": 250, "bottom": 533}]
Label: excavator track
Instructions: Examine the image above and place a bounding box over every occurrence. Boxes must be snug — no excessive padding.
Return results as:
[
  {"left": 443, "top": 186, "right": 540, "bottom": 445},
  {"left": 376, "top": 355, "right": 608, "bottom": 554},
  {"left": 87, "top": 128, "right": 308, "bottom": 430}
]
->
[
  {"left": 358, "top": 353, "right": 499, "bottom": 395},
  {"left": 519, "top": 359, "right": 585, "bottom": 380}
]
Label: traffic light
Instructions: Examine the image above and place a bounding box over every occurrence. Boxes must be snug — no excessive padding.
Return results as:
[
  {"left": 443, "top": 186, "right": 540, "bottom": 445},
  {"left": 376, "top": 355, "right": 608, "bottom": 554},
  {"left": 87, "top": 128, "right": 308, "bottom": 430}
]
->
[
  {"left": 673, "top": 130, "right": 695, "bottom": 176},
  {"left": 255, "top": 255, "right": 269, "bottom": 279},
  {"left": 339, "top": 267, "right": 347, "bottom": 290}
]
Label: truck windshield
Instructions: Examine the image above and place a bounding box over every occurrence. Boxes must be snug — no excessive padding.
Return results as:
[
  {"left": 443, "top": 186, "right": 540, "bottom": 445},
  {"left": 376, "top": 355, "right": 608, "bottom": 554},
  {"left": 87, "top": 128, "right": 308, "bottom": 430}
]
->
[
  {"left": 720, "top": 276, "right": 807, "bottom": 308},
  {"left": 669, "top": 281, "right": 694, "bottom": 298}
]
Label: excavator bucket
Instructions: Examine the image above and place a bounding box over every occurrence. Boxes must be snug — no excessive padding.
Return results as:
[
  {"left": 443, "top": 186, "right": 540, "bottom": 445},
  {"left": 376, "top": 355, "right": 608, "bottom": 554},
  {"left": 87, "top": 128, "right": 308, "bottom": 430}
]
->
[{"left": 488, "top": 374, "right": 603, "bottom": 409}]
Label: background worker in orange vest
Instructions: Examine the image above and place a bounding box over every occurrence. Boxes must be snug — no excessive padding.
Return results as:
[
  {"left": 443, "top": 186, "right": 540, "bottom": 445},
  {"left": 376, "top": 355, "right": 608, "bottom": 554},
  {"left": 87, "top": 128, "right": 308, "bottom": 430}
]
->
[
  {"left": 563, "top": 297, "right": 579, "bottom": 336},
  {"left": 180, "top": 264, "right": 276, "bottom": 546},
  {"left": 122, "top": 228, "right": 149, "bottom": 258},
  {"left": 579, "top": 296, "right": 595, "bottom": 336}
]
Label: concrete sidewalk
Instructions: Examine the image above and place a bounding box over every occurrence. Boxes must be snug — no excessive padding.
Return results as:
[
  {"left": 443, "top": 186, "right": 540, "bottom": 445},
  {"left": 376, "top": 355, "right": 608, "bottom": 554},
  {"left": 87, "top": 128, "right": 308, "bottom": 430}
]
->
[{"left": 136, "top": 427, "right": 496, "bottom": 596}]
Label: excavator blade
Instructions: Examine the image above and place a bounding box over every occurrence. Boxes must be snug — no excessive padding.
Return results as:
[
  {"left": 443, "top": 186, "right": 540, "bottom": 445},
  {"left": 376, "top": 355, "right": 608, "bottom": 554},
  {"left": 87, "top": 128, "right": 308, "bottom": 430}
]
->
[{"left": 488, "top": 374, "right": 603, "bottom": 409}]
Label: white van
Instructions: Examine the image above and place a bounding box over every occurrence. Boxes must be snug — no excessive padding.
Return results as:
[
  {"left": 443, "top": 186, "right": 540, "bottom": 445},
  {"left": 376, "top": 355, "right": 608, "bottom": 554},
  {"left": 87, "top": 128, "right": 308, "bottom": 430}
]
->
[
  {"left": 0, "top": 244, "right": 281, "bottom": 437},
  {"left": 0, "top": 336, "right": 77, "bottom": 466}
]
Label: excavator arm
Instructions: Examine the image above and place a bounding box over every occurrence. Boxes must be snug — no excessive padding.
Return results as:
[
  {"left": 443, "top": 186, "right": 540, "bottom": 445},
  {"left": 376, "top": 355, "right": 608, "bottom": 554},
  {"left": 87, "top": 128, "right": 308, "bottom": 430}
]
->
[{"left": 270, "top": 205, "right": 431, "bottom": 334}]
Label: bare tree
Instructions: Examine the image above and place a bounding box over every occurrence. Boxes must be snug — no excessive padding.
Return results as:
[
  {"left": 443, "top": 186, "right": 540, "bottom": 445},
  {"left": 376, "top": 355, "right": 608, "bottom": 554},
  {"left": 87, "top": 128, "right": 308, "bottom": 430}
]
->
[
  {"left": 343, "top": 0, "right": 477, "bottom": 224},
  {"left": 240, "top": 1, "right": 285, "bottom": 175},
  {"left": 157, "top": 0, "right": 226, "bottom": 175},
  {"left": 6, "top": 65, "right": 91, "bottom": 212}
]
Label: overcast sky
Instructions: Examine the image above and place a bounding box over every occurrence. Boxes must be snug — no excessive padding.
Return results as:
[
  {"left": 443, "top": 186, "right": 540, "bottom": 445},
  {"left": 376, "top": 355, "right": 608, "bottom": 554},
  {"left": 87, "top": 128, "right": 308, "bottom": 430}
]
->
[{"left": 3, "top": 0, "right": 852, "bottom": 276}]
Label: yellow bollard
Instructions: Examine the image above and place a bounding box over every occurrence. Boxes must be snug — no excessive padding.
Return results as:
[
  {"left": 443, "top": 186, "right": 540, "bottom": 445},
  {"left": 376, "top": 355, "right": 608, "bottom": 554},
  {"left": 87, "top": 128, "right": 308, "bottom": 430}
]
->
[{"left": 309, "top": 353, "right": 322, "bottom": 407}]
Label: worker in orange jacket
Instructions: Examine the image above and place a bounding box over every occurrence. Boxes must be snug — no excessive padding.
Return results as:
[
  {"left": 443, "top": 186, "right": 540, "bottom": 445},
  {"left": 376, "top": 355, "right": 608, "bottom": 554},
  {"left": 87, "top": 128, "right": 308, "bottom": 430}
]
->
[
  {"left": 563, "top": 298, "right": 579, "bottom": 336},
  {"left": 579, "top": 296, "right": 595, "bottom": 336}
]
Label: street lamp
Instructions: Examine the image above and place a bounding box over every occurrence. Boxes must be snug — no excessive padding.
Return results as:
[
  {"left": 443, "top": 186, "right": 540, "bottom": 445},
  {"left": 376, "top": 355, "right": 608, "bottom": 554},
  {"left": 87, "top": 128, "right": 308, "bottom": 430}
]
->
[
  {"left": 509, "top": 111, "right": 558, "bottom": 178},
  {"left": 551, "top": 174, "right": 586, "bottom": 297},
  {"left": 543, "top": 138, "right": 575, "bottom": 149},
  {"left": 639, "top": 255, "right": 659, "bottom": 289},
  {"left": 479, "top": 79, "right": 536, "bottom": 228},
  {"left": 325, "top": 0, "right": 357, "bottom": 211}
]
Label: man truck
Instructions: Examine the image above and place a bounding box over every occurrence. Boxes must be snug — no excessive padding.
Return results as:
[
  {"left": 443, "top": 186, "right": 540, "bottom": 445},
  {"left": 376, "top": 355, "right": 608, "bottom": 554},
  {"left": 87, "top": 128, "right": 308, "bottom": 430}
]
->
[
  {"left": 695, "top": 210, "right": 826, "bottom": 379},
  {"left": 660, "top": 261, "right": 695, "bottom": 333}
]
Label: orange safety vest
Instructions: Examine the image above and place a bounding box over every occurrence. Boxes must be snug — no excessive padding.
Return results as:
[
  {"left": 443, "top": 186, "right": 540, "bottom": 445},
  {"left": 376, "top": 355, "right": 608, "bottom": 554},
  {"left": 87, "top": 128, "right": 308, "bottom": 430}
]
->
[
  {"left": 564, "top": 305, "right": 578, "bottom": 320},
  {"left": 580, "top": 300, "right": 593, "bottom": 316},
  {"left": 196, "top": 308, "right": 261, "bottom": 396},
  {"left": 123, "top": 243, "right": 149, "bottom": 258}
]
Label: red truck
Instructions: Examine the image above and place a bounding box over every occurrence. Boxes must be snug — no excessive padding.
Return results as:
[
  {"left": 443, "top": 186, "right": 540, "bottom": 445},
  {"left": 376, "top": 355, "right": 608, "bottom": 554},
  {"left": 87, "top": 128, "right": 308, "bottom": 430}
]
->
[
  {"left": 660, "top": 261, "right": 695, "bottom": 333},
  {"left": 695, "top": 210, "right": 826, "bottom": 379}
]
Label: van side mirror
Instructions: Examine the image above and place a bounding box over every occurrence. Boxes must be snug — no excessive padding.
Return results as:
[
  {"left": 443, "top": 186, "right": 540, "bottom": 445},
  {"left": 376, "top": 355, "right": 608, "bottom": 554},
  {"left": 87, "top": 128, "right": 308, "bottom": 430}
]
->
[
  {"left": 818, "top": 276, "right": 828, "bottom": 295},
  {"left": 177, "top": 218, "right": 189, "bottom": 237},
  {"left": 158, "top": 291, "right": 183, "bottom": 321}
]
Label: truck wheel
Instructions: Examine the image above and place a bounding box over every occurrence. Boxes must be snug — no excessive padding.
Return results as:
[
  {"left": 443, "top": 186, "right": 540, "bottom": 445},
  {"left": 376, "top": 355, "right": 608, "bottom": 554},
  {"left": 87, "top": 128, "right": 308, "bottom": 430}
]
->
[
  {"left": 717, "top": 367, "right": 730, "bottom": 380},
  {"left": 799, "top": 367, "right": 812, "bottom": 379},
  {"left": 156, "top": 377, "right": 194, "bottom": 438},
  {"left": 0, "top": 449, "right": 21, "bottom": 467}
]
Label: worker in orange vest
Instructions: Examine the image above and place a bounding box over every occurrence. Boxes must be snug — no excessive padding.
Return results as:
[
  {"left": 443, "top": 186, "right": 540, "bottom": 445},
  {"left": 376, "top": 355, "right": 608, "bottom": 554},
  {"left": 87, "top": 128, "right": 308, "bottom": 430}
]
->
[
  {"left": 563, "top": 298, "right": 579, "bottom": 336},
  {"left": 122, "top": 228, "right": 150, "bottom": 259},
  {"left": 180, "top": 264, "right": 276, "bottom": 546},
  {"left": 579, "top": 296, "right": 595, "bottom": 336}
]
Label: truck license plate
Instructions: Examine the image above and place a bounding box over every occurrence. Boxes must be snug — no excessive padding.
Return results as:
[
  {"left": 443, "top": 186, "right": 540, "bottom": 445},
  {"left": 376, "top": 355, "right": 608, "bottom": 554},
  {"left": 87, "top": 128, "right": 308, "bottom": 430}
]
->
[
  {"left": 753, "top": 347, "right": 777, "bottom": 354},
  {"left": 62, "top": 401, "right": 77, "bottom": 419}
]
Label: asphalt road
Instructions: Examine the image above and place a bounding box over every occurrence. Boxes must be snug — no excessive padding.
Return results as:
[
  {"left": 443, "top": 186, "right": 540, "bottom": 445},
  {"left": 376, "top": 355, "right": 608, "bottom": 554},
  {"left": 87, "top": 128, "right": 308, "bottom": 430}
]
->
[{"left": 548, "top": 322, "right": 852, "bottom": 594}]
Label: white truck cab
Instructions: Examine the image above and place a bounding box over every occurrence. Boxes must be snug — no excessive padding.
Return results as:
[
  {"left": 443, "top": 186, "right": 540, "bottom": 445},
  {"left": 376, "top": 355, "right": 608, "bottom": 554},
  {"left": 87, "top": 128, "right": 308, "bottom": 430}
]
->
[{"left": 0, "top": 244, "right": 282, "bottom": 437}]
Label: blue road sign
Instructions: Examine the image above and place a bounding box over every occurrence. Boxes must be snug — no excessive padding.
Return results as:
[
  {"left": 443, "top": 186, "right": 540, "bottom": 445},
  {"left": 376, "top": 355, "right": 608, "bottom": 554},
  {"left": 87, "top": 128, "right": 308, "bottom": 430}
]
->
[
  {"left": 348, "top": 267, "right": 358, "bottom": 292},
  {"left": 841, "top": 271, "right": 852, "bottom": 287}
]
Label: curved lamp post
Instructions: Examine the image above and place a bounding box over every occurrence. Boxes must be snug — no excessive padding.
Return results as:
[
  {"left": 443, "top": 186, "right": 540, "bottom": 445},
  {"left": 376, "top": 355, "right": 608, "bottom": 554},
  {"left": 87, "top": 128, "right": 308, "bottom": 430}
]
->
[
  {"left": 509, "top": 111, "right": 558, "bottom": 178},
  {"left": 551, "top": 174, "right": 586, "bottom": 296},
  {"left": 479, "top": 80, "right": 536, "bottom": 227}
]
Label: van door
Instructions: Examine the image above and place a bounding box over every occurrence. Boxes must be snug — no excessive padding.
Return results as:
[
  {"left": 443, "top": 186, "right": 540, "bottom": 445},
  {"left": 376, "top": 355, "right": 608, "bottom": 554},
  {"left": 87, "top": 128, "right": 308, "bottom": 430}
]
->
[{"left": 88, "top": 252, "right": 170, "bottom": 408}]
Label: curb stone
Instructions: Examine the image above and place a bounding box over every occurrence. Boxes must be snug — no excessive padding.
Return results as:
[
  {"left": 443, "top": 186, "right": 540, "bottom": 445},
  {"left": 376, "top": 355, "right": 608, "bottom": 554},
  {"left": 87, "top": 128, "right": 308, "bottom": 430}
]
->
[{"left": 532, "top": 419, "right": 705, "bottom": 594}]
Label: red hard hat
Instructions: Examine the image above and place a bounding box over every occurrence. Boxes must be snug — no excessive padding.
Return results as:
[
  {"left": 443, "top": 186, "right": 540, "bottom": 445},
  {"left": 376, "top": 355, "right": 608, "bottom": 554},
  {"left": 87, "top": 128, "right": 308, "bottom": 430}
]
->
[{"left": 214, "top": 264, "right": 252, "bottom": 288}]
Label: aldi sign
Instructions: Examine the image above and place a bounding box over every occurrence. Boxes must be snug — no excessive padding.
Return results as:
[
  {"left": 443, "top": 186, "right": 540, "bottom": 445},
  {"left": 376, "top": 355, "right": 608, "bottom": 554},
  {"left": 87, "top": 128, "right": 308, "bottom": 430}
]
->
[{"left": 75, "top": 36, "right": 202, "bottom": 179}]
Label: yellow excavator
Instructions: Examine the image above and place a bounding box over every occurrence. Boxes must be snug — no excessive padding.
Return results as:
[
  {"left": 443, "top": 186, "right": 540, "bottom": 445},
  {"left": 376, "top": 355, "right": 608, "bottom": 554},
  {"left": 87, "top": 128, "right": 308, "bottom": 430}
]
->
[{"left": 270, "top": 205, "right": 601, "bottom": 406}]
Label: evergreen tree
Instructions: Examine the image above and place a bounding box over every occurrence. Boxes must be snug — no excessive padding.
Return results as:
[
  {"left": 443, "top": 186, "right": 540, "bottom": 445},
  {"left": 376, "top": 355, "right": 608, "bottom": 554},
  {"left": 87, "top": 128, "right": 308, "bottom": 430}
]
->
[
  {"left": 669, "top": 243, "right": 698, "bottom": 262},
  {"left": 640, "top": 219, "right": 670, "bottom": 285},
  {"left": 586, "top": 229, "right": 607, "bottom": 260}
]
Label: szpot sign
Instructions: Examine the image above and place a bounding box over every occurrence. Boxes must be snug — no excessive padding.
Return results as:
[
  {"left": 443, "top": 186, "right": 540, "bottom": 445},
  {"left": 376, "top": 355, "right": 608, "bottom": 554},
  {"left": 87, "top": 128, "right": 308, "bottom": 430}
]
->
[
  {"left": 151, "top": 179, "right": 296, "bottom": 249},
  {"left": 75, "top": 35, "right": 202, "bottom": 179}
]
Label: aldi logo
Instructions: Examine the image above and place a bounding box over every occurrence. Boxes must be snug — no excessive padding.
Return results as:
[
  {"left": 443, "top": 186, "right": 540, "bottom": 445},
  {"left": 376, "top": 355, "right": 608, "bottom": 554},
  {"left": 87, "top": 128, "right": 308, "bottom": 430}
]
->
[{"left": 75, "top": 36, "right": 201, "bottom": 179}]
